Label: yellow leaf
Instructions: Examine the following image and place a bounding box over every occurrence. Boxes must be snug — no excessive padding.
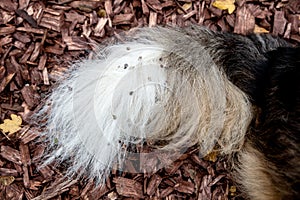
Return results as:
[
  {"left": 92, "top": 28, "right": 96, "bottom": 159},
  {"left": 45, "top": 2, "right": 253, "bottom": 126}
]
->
[
  {"left": 212, "top": 0, "right": 236, "bottom": 14},
  {"left": 0, "top": 114, "right": 22, "bottom": 135},
  {"left": 204, "top": 151, "right": 218, "bottom": 162},
  {"left": 229, "top": 185, "right": 237, "bottom": 196},
  {"left": 229, "top": 185, "right": 237, "bottom": 193},
  {"left": 97, "top": 8, "right": 106, "bottom": 18},
  {"left": 182, "top": 2, "right": 192, "bottom": 11},
  {"left": 0, "top": 176, "right": 15, "bottom": 186},
  {"left": 178, "top": 2, "right": 192, "bottom": 14},
  {"left": 254, "top": 25, "right": 269, "bottom": 33}
]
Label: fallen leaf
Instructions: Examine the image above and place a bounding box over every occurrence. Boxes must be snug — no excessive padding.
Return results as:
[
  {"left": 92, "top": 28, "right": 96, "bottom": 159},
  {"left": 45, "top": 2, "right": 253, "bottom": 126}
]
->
[
  {"left": 212, "top": 0, "right": 236, "bottom": 14},
  {"left": 178, "top": 2, "right": 192, "bottom": 14},
  {"left": 182, "top": 2, "right": 192, "bottom": 11},
  {"left": 229, "top": 185, "right": 237, "bottom": 193},
  {"left": 229, "top": 185, "right": 237, "bottom": 196},
  {"left": 0, "top": 176, "right": 15, "bottom": 186},
  {"left": 0, "top": 114, "right": 22, "bottom": 135},
  {"left": 254, "top": 25, "right": 269, "bottom": 33},
  {"left": 204, "top": 151, "right": 218, "bottom": 162},
  {"left": 97, "top": 9, "right": 106, "bottom": 18}
]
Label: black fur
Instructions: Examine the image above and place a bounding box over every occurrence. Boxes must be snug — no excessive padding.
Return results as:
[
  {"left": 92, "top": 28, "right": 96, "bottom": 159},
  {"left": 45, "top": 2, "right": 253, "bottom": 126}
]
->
[
  {"left": 183, "top": 26, "right": 300, "bottom": 199},
  {"left": 254, "top": 47, "right": 300, "bottom": 199}
]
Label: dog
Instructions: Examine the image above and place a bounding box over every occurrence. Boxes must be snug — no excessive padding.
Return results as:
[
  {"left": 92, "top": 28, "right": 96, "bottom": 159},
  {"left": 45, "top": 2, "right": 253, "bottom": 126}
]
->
[{"left": 33, "top": 25, "right": 299, "bottom": 199}]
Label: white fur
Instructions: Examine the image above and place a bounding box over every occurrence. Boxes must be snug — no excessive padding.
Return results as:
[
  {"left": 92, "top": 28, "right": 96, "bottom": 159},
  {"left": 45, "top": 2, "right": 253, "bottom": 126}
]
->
[{"left": 34, "top": 27, "right": 253, "bottom": 183}]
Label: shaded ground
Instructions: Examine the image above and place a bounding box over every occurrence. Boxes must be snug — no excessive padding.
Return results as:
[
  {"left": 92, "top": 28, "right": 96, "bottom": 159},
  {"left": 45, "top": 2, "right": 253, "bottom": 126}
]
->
[{"left": 0, "top": 0, "right": 299, "bottom": 199}]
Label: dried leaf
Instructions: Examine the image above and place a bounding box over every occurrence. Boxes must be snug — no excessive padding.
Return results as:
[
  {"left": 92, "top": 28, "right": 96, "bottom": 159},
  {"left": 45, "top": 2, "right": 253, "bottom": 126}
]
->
[
  {"left": 182, "top": 2, "right": 192, "bottom": 11},
  {"left": 0, "top": 114, "right": 22, "bottom": 135},
  {"left": 0, "top": 176, "right": 15, "bottom": 186},
  {"left": 229, "top": 185, "right": 237, "bottom": 196},
  {"left": 204, "top": 151, "right": 218, "bottom": 162},
  {"left": 229, "top": 185, "right": 236, "bottom": 193},
  {"left": 254, "top": 25, "right": 269, "bottom": 33},
  {"left": 212, "top": 0, "right": 236, "bottom": 14},
  {"left": 178, "top": 2, "right": 192, "bottom": 14},
  {"left": 97, "top": 9, "right": 106, "bottom": 18}
]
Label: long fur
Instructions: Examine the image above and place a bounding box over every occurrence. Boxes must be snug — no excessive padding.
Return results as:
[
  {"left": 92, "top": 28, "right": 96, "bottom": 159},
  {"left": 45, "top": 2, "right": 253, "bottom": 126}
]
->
[
  {"left": 33, "top": 26, "right": 299, "bottom": 199},
  {"left": 181, "top": 27, "right": 299, "bottom": 199},
  {"left": 243, "top": 47, "right": 300, "bottom": 200}
]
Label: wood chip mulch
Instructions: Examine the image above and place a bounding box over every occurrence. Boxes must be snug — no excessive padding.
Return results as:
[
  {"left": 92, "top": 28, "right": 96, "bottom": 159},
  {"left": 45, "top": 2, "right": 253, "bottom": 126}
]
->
[{"left": 0, "top": 0, "right": 299, "bottom": 199}]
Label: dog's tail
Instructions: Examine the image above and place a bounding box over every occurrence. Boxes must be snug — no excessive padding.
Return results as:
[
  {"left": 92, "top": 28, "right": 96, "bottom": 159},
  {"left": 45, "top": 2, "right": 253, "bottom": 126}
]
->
[{"left": 32, "top": 27, "right": 253, "bottom": 183}]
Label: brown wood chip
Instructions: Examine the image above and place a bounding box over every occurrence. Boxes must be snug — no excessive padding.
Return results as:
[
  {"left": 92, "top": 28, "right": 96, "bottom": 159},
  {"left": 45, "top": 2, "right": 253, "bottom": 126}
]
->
[
  {"left": 32, "top": 179, "right": 77, "bottom": 200},
  {"left": 69, "top": 1, "right": 102, "bottom": 12},
  {"left": 5, "top": 184, "right": 24, "bottom": 200},
  {"left": 19, "top": 43, "right": 35, "bottom": 64},
  {"left": 21, "top": 85, "right": 41, "bottom": 110},
  {"left": 113, "top": 177, "right": 144, "bottom": 198},
  {"left": 160, "top": 187, "right": 174, "bottom": 198},
  {"left": 146, "top": 174, "right": 162, "bottom": 196},
  {"left": 0, "top": 146, "right": 22, "bottom": 165},
  {"left": 20, "top": 143, "right": 31, "bottom": 188},
  {"left": 20, "top": 128, "right": 39, "bottom": 144},
  {"left": 149, "top": 11, "right": 157, "bottom": 27},
  {"left": 174, "top": 180, "right": 195, "bottom": 194},
  {"left": 37, "top": 166, "right": 54, "bottom": 180},
  {"left": 234, "top": 5, "right": 255, "bottom": 34},
  {"left": 0, "top": 26, "right": 16, "bottom": 36},
  {"left": 0, "top": 73, "right": 15, "bottom": 93},
  {"left": 273, "top": 10, "right": 288, "bottom": 36},
  {"left": 0, "top": 103, "right": 23, "bottom": 112},
  {"left": 65, "top": 10, "right": 86, "bottom": 23},
  {"left": 199, "top": 174, "right": 213, "bottom": 199},
  {"left": 16, "top": 27, "right": 45, "bottom": 35},
  {"left": 0, "top": 0, "right": 17, "bottom": 12},
  {"left": 16, "top": 9, "right": 38, "bottom": 28},
  {"left": 113, "top": 14, "right": 135, "bottom": 25},
  {"left": 0, "top": 168, "right": 18, "bottom": 176},
  {"left": 87, "top": 183, "right": 110, "bottom": 199},
  {"left": 64, "top": 36, "right": 90, "bottom": 51}
]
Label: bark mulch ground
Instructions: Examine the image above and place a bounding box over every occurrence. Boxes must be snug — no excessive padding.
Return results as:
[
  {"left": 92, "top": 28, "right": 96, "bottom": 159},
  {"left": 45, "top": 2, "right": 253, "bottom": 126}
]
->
[{"left": 0, "top": 0, "right": 299, "bottom": 199}]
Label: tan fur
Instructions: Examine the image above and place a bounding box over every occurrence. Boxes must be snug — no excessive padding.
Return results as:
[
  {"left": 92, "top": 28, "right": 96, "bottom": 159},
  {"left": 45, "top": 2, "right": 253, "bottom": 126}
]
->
[{"left": 235, "top": 142, "right": 281, "bottom": 200}]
